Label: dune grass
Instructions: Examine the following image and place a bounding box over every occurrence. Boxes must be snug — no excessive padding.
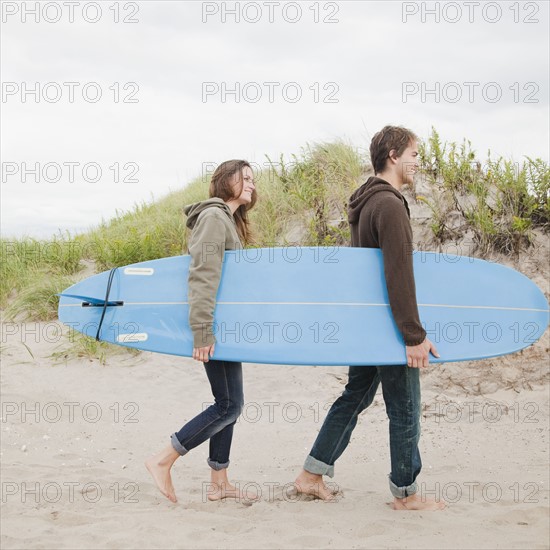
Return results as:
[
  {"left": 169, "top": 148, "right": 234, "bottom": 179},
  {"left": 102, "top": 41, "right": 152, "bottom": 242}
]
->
[
  {"left": 50, "top": 329, "right": 141, "bottom": 366},
  {"left": 1, "top": 237, "right": 83, "bottom": 310},
  {"left": 418, "top": 127, "right": 549, "bottom": 255},
  {"left": 2, "top": 132, "right": 548, "bottom": 330},
  {"left": 264, "top": 140, "right": 367, "bottom": 245}
]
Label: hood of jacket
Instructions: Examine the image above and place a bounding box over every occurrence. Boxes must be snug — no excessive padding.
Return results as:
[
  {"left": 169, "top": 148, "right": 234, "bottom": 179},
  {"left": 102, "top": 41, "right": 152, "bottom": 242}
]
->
[
  {"left": 183, "top": 198, "right": 234, "bottom": 230},
  {"left": 348, "top": 176, "right": 409, "bottom": 224}
]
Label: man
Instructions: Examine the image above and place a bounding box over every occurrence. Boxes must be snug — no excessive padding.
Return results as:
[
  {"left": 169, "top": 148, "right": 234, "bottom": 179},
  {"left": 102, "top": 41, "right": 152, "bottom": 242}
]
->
[{"left": 295, "top": 125, "right": 445, "bottom": 511}]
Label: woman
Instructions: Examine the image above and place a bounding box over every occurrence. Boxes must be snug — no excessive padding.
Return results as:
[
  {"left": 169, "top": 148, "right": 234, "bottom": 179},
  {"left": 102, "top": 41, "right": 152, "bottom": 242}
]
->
[{"left": 146, "top": 160, "right": 257, "bottom": 503}]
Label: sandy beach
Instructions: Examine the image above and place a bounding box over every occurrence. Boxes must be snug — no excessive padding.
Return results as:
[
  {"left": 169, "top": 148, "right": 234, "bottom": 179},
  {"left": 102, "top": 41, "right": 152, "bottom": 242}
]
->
[{"left": 1, "top": 317, "right": 549, "bottom": 550}]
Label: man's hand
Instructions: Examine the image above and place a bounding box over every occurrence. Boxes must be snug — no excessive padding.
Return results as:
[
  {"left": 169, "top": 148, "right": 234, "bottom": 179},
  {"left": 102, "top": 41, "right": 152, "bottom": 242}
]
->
[
  {"left": 406, "top": 338, "right": 439, "bottom": 369},
  {"left": 193, "top": 344, "right": 215, "bottom": 363}
]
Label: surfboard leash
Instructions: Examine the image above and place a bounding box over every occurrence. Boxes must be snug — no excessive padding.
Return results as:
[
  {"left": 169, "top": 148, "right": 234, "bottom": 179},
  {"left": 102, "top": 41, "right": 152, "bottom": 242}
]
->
[{"left": 95, "top": 267, "right": 118, "bottom": 342}]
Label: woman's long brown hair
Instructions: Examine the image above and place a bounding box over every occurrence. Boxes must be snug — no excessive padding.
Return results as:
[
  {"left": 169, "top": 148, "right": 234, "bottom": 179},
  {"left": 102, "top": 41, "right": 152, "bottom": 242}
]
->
[{"left": 209, "top": 160, "right": 257, "bottom": 245}]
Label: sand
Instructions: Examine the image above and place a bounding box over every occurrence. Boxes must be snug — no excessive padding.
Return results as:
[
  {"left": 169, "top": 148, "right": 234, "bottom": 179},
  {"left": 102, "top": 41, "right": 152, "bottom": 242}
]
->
[{"left": 1, "top": 318, "right": 549, "bottom": 550}]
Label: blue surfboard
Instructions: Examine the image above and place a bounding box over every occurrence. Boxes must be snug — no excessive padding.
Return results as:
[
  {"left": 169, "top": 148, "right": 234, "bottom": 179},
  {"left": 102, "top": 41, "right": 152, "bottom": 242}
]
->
[{"left": 57, "top": 247, "right": 549, "bottom": 366}]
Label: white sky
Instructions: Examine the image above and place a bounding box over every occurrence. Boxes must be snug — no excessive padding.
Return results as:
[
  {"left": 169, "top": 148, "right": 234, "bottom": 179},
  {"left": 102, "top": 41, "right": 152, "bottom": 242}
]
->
[{"left": 1, "top": 0, "right": 549, "bottom": 238}]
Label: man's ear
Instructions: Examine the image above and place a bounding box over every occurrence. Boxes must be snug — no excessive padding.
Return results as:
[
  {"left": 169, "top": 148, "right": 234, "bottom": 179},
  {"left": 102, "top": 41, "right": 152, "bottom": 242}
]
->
[{"left": 388, "top": 149, "right": 398, "bottom": 164}]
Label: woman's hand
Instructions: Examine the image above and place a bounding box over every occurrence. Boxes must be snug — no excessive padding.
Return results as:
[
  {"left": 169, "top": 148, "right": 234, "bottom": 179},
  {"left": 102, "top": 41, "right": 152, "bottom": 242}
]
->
[{"left": 193, "top": 344, "right": 215, "bottom": 363}]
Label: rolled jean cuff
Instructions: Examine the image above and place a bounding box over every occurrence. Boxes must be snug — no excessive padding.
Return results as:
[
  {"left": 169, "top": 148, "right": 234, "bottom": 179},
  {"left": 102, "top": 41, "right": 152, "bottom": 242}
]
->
[
  {"left": 207, "top": 458, "right": 230, "bottom": 471},
  {"left": 170, "top": 433, "right": 189, "bottom": 456},
  {"left": 388, "top": 474, "right": 418, "bottom": 498},
  {"left": 303, "top": 455, "right": 335, "bottom": 478}
]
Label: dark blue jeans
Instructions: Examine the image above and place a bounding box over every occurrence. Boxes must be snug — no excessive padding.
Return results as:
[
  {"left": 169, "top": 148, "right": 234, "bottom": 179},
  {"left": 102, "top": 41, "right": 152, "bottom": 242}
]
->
[
  {"left": 304, "top": 365, "right": 421, "bottom": 498},
  {"left": 170, "top": 360, "right": 244, "bottom": 470}
]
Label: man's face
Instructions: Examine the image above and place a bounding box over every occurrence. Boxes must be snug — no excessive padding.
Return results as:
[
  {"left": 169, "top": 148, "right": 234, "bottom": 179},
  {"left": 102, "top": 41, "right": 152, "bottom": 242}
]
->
[{"left": 396, "top": 140, "right": 419, "bottom": 187}]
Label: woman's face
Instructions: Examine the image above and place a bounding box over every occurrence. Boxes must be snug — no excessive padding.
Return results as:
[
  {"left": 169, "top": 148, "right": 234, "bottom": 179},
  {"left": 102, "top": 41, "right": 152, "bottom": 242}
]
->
[{"left": 230, "top": 166, "right": 255, "bottom": 206}]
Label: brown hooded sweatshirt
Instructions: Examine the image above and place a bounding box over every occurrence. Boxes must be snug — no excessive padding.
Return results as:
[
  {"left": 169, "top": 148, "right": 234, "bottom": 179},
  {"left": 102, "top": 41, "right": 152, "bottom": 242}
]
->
[{"left": 348, "top": 176, "right": 426, "bottom": 346}]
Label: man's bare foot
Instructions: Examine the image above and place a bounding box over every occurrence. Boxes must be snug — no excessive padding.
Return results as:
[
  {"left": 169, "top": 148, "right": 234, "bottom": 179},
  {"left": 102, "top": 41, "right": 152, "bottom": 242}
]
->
[
  {"left": 206, "top": 482, "right": 258, "bottom": 502},
  {"left": 294, "top": 469, "right": 337, "bottom": 501},
  {"left": 145, "top": 446, "right": 180, "bottom": 503},
  {"left": 392, "top": 493, "right": 446, "bottom": 511}
]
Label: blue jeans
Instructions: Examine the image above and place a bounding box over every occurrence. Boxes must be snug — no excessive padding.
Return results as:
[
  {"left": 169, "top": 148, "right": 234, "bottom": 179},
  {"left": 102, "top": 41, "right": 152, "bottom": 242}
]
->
[
  {"left": 170, "top": 360, "right": 244, "bottom": 470},
  {"left": 304, "top": 365, "right": 421, "bottom": 498}
]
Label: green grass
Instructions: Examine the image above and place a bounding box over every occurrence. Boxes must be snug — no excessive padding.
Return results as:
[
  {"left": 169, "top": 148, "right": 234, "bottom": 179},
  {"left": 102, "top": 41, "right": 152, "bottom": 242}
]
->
[
  {"left": 263, "top": 140, "right": 367, "bottom": 245},
  {"left": 418, "top": 127, "right": 549, "bottom": 255},
  {"left": 51, "top": 328, "right": 141, "bottom": 366},
  {"left": 4, "top": 271, "right": 77, "bottom": 322},
  {"left": 1, "top": 236, "right": 84, "bottom": 309}
]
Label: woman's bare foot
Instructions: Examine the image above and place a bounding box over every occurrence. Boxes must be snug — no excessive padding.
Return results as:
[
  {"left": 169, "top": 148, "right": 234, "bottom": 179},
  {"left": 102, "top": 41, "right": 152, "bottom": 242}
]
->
[
  {"left": 207, "top": 468, "right": 258, "bottom": 502},
  {"left": 392, "top": 493, "right": 446, "bottom": 511},
  {"left": 145, "top": 445, "right": 180, "bottom": 503},
  {"left": 294, "top": 469, "right": 337, "bottom": 501},
  {"left": 206, "top": 481, "right": 257, "bottom": 502}
]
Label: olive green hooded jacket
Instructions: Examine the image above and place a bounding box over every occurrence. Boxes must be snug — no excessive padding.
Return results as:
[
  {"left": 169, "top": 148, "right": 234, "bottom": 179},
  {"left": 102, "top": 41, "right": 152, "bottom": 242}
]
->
[{"left": 184, "top": 198, "right": 241, "bottom": 348}]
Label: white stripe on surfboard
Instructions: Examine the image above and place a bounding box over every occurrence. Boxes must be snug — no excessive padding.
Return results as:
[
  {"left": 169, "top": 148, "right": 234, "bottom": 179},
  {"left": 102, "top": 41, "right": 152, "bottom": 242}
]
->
[
  {"left": 219, "top": 302, "right": 550, "bottom": 313},
  {"left": 59, "top": 301, "right": 549, "bottom": 313}
]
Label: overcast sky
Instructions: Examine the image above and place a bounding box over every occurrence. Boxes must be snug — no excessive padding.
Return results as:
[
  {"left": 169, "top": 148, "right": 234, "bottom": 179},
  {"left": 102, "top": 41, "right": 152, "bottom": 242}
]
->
[{"left": 1, "top": 0, "right": 549, "bottom": 239}]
